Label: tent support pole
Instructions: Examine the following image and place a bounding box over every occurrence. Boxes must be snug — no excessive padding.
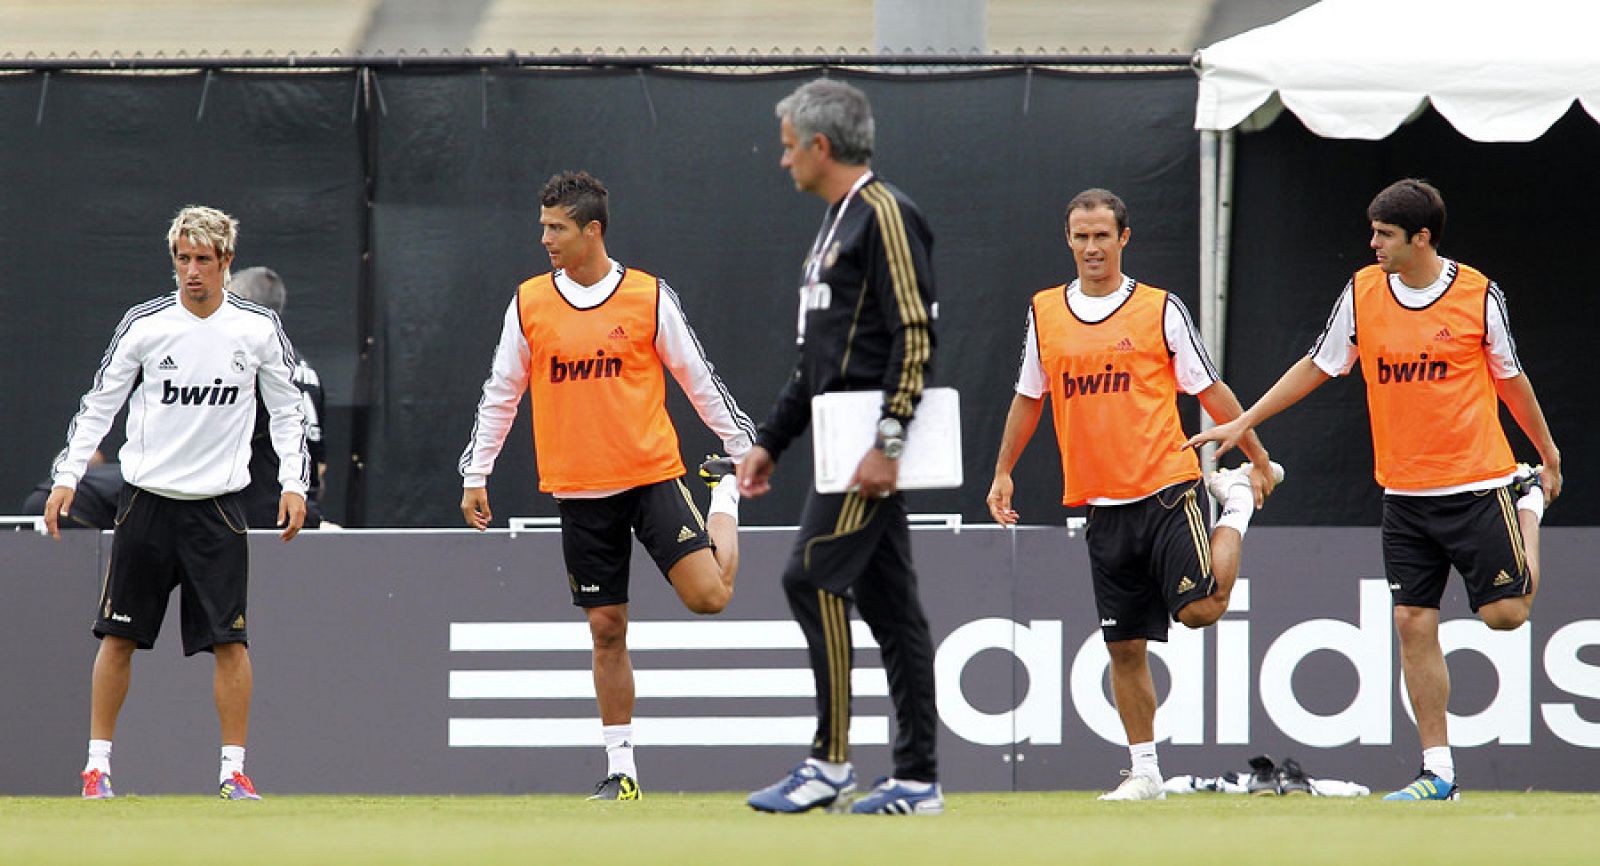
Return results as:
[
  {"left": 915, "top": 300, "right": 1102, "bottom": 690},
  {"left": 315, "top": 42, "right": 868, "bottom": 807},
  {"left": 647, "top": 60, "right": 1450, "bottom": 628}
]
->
[
  {"left": 1215, "top": 127, "right": 1235, "bottom": 375},
  {"left": 1198, "top": 128, "right": 1237, "bottom": 504}
]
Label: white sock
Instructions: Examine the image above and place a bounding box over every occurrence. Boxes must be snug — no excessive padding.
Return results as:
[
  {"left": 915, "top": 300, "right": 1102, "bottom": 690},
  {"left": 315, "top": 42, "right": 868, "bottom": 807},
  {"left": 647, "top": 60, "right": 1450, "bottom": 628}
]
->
[
  {"left": 1423, "top": 746, "right": 1454, "bottom": 784},
  {"left": 85, "top": 739, "right": 112, "bottom": 776},
  {"left": 1129, "top": 741, "right": 1161, "bottom": 782},
  {"left": 220, "top": 745, "right": 246, "bottom": 784},
  {"left": 805, "top": 757, "right": 853, "bottom": 785},
  {"left": 1517, "top": 485, "right": 1545, "bottom": 523},
  {"left": 603, "top": 724, "right": 637, "bottom": 780},
  {"left": 889, "top": 778, "right": 933, "bottom": 793},
  {"left": 1215, "top": 483, "right": 1256, "bottom": 537},
  {"left": 709, "top": 478, "right": 740, "bottom": 521}
]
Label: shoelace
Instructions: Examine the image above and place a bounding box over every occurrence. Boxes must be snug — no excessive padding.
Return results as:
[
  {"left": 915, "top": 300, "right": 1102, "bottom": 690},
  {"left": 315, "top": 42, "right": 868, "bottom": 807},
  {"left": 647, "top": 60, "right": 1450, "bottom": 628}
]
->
[
  {"left": 82, "top": 769, "right": 105, "bottom": 795},
  {"left": 781, "top": 765, "right": 820, "bottom": 792},
  {"left": 228, "top": 772, "right": 257, "bottom": 795}
]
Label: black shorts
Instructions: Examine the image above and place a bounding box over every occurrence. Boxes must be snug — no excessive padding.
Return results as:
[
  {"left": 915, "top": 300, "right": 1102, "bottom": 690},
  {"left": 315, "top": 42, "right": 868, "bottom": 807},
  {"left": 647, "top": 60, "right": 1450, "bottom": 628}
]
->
[
  {"left": 1085, "top": 480, "right": 1213, "bottom": 643},
  {"left": 557, "top": 477, "right": 712, "bottom": 608},
  {"left": 93, "top": 484, "right": 251, "bottom": 656},
  {"left": 1382, "top": 486, "right": 1530, "bottom": 612}
]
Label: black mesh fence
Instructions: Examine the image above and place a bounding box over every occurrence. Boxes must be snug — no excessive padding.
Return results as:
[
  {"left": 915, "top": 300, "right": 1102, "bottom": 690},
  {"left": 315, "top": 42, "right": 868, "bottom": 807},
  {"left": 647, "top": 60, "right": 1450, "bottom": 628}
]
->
[{"left": 3, "top": 62, "right": 1590, "bottom": 527}]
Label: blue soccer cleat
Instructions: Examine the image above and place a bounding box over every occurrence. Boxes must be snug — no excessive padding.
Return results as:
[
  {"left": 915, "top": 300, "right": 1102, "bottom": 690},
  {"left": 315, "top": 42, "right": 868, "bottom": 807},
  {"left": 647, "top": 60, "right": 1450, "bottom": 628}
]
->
[
  {"left": 849, "top": 777, "right": 945, "bottom": 815},
  {"left": 748, "top": 762, "right": 855, "bottom": 813},
  {"left": 81, "top": 769, "right": 115, "bottom": 800},
  {"left": 1383, "top": 768, "right": 1459, "bottom": 801},
  {"left": 219, "top": 771, "right": 262, "bottom": 801}
]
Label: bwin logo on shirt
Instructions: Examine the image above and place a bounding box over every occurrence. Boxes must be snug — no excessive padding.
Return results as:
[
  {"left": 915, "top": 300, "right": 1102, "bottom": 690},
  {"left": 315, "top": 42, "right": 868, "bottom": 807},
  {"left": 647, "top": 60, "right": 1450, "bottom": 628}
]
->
[
  {"left": 1060, "top": 364, "right": 1131, "bottom": 399},
  {"left": 1376, "top": 353, "right": 1448, "bottom": 384},
  {"left": 161, "top": 378, "right": 241, "bottom": 406},
  {"left": 549, "top": 350, "right": 622, "bottom": 383}
]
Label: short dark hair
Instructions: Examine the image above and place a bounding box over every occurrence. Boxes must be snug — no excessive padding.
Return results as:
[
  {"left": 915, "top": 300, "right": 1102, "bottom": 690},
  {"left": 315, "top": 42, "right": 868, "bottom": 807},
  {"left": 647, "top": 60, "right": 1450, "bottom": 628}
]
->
[
  {"left": 540, "top": 171, "right": 609, "bottom": 235},
  {"left": 1065, "top": 188, "right": 1128, "bottom": 233},
  {"left": 1367, "top": 179, "right": 1445, "bottom": 247}
]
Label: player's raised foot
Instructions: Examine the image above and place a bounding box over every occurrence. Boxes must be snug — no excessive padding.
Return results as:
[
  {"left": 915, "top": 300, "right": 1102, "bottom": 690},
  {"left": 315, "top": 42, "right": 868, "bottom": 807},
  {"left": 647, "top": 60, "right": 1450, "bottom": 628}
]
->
[
  {"left": 1276, "top": 758, "right": 1312, "bottom": 796},
  {"left": 1509, "top": 463, "right": 1544, "bottom": 501},
  {"left": 1245, "top": 755, "right": 1279, "bottom": 796},
  {"left": 587, "top": 773, "right": 640, "bottom": 801},
  {"left": 699, "top": 454, "right": 735, "bottom": 489},
  {"left": 1098, "top": 770, "right": 1166, "bottom": 801},
  {"left": 1205, "top": 461, "right": 1286, "bottom": 505},
  {"left": 219, "top": 771, "right": 261, "bottom": 801},
  {"left": 848, "top": 777, "right": 944, "bottom": 815},
  {"left": 748, "top": 762, "right": 855, "bottom": 813},
  {"left": 81, "top": 769, "right": 115, "bottom": 800},
  {"left": 1382, "top": 767, "right": 1459, "bottom": 801}
]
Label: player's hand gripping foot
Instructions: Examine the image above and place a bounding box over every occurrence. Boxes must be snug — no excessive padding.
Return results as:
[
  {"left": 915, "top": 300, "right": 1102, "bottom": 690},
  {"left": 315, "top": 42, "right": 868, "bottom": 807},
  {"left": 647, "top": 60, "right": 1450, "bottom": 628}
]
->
[
  {"left": 1098, "top": 770, "right": 1165, "bottom": 801},
  {"left": 587, "top": 773, "right": 640, "bottom": 801},
  {"left": 1206, "top": 460, "right": 1285, "bottom": 509},
  {"left": 219, "top": 771, "right": 261, "bottom": 800},
  {"left": 849, "top": 777, "right": 945, "bottom": 815},
  {"left": 748, "top": 762, "right": 856, "bottom": 813}
]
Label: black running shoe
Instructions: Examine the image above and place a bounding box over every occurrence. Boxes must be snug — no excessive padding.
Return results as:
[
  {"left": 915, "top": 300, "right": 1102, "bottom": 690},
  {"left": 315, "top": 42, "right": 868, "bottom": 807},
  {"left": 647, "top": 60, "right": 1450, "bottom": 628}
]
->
[
  {"left": 1276, "top": 758, "right": 1312, "bottom": 796},
  {"left": 1246, "top": 755, "right": 1279, "bottom": 796},
  {"left": 587, "top": 773, "right": 641, "bottom": 801},
  {"left": 699, "top": 454, "right": 735, "bottom": 489}
]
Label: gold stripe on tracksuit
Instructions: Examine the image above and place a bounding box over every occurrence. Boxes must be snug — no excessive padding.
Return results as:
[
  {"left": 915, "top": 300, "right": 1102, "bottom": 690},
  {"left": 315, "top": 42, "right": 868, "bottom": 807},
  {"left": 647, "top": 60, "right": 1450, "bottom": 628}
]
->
[
  {"left": 861, "top": 184, "right": 931, "bottom": 420},
  {"left": 802, "top": 492, "right": 877, "bottom": 571},
  {"left": 1183, "top": 490, "right": 1213, "bottom": 585},
  {"left": 818, "top": 589, "right": 851, "bottom": 763}
]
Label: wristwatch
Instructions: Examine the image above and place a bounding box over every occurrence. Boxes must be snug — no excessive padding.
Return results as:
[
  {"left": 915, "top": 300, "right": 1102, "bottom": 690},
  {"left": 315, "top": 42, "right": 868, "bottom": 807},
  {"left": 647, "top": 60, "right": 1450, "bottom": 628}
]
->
[{"left": 874, "top": 417, "right": 906, "bottom": 460}]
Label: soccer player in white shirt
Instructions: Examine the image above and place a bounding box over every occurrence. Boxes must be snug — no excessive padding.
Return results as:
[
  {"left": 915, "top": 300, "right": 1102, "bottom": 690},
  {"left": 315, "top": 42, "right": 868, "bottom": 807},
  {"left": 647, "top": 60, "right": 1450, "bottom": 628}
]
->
[{"left": 46, "top": 206, "right": 309, "bottom": 801}]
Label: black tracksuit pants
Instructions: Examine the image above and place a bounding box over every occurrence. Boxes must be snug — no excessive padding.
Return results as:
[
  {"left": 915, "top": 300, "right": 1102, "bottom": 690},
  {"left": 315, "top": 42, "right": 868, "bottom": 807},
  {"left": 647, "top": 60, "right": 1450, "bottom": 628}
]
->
[{"left": 781, "top": 489, "right": 939, "bottom": 783}]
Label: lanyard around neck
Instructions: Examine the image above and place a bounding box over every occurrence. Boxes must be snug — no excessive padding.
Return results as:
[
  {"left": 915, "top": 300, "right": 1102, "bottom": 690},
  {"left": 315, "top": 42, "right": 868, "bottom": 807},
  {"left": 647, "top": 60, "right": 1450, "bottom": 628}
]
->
[{"left": 804, "top": 171, "right": 874, "bottom": 285}]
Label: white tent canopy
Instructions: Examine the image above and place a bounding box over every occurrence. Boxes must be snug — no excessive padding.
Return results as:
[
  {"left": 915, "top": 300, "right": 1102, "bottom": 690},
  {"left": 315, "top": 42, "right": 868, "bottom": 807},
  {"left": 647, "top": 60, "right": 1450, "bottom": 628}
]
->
[
  {"left": 1194, "top": 0, "right": 1600, "bottom": 142},
  {"left": 1185, "top": 0, "right": 1600, "bottom": 477}
]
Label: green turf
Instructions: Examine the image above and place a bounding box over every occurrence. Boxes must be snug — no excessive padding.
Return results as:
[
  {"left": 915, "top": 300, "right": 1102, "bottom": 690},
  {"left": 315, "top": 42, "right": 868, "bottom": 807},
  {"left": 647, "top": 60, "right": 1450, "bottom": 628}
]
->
[{"left": 4, "top": 792, "right": 1597, "bottom": 865}]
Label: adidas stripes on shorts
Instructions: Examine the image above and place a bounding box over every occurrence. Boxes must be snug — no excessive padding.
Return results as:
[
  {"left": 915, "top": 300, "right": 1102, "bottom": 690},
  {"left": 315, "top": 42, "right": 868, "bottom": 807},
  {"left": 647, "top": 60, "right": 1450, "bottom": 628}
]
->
[
  {"left": 1085, "top": 480, "right": 1215, "bottom": 643},
  {"left": 1382, "top": 486, "right": 1531, "bottom": 612},
  {"left": 556, "top": 477, "right": 712, "bottom": 608}
]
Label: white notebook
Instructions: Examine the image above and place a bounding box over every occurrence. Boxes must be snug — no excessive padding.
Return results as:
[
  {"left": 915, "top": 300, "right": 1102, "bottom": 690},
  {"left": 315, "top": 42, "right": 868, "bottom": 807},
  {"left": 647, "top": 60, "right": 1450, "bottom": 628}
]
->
[{"left": 810, "top": 387, "right": 963, "bottom": 494}]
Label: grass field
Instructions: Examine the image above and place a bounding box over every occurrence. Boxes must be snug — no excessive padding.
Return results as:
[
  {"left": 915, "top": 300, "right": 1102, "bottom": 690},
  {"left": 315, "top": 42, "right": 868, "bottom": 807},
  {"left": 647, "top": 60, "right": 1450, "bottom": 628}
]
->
[{"left": 5, "top": 792, "right": 1597, "bottom": 865}]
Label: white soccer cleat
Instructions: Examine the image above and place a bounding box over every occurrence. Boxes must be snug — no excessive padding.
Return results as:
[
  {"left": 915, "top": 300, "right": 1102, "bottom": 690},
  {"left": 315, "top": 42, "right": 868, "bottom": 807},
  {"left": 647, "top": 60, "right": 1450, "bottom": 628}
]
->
[
  {"left": 1097, "top": 770, "right": 1166, "bottom": 801},
  {"left": 1205, "top": 461, "right": 1286, "bottom": 506}
]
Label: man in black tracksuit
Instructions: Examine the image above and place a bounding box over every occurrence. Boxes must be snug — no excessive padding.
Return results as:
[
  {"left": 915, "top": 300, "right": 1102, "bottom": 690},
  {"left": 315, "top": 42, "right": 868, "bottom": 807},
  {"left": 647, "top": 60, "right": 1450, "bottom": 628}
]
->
[{"left": 739, "top": 78, "right": 943, "bottom": 816}]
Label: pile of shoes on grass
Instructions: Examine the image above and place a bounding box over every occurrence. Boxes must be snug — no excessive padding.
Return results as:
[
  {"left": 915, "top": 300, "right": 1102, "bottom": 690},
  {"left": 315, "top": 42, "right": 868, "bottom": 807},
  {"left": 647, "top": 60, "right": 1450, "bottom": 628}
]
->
[{"left": 1162, "top": 755, "right": 1369, "bottom": 797}]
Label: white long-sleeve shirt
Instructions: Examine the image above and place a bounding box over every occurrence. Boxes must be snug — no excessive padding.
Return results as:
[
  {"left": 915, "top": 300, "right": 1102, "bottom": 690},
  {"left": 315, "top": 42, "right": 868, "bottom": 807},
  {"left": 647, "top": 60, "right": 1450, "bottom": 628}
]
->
[
  {"left": 53, "top": 291, "right": 310, "bottom": 500},
  {"left": 459, "top": 260, "right": 755, "bottom": 497}
]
